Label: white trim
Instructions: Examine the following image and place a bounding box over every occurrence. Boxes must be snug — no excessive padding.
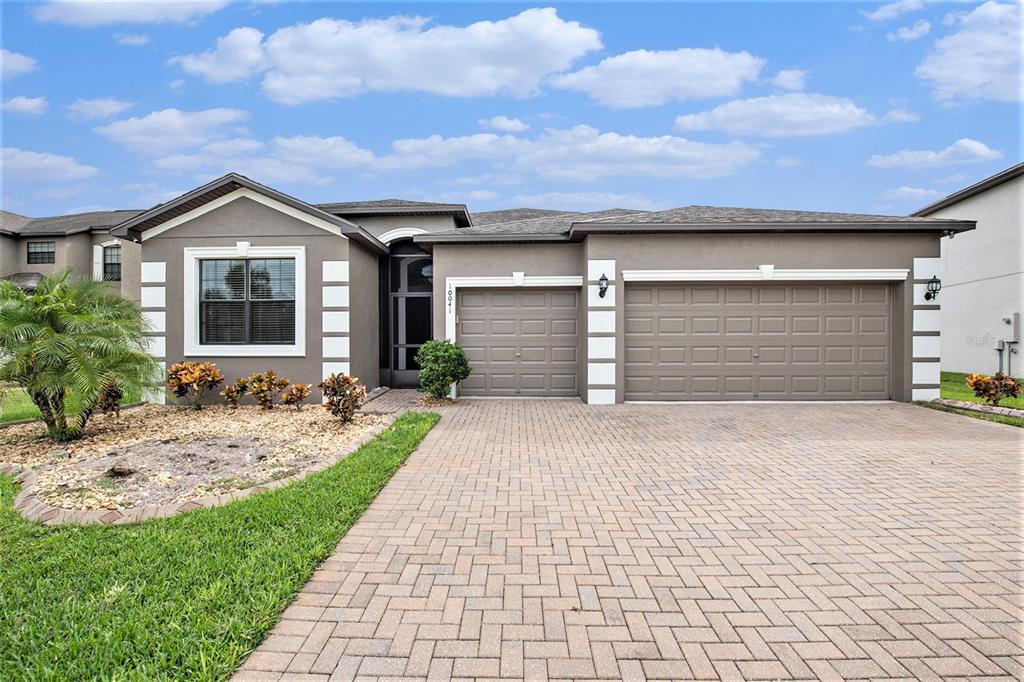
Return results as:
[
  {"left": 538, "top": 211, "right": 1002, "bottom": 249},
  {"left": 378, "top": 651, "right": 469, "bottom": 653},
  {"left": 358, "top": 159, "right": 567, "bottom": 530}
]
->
[
  {"left": 587, "top": 284, "right": 615, "bottom": 307},
  {"left": 322, "top": 336, "right": 350, "bottom": 359},
  {"left": 913, "top": 309, "right": 941, "bottom": 332},
  {"left": 92, "top": 245, "right": 103, "bottom": 280},
  {"left": 322, "top": 260, "right": 349, "bottom": 283},
  {"left": 627, "top": 399, "right": 897, "bottom": 405},
  {"left": 912, "top": 388, "right": 940, "bottom": 401},
  {"left": 620, "top": 268, "right": 910, "bottom": 282},
  {"left": 587, "top": 259, "right": 616, "bottom": 282},
  {"left": 587, "top": 336, "right": 616, "bottom": 360},
  {"left": 141, "top": 261, "right": 166, "bottom": 284},
  {"left": 143, "top": 311, "right": 166, "bottom": 333},
  {"left": 141, "top": 188, "right": 347, "bottom": 241},
  {"left": 140, "top": 286, "right": 165, "bottom": 309},
  {"left": 444, "top": 275, "right": 583, "bottom": 341},
  {"left": 913, "top": 257, "right": 941, "bottom": 281},
  {"left": 759, "top": 264, "right": 775, "bottom": 279},
  {"left": 183, "top": 245, "right": 306, "bottom": 357},
  {"left": 588, "top": 310, "right": 616, "bottom": 334},
  {"left": 236, "top": 241, "right": 250, "bottom": 257},
  {"left": 912, "top": 335, "right": 940, "bottom": 359},
  {"left": 144, "top": 336, "right": 166, "bottom": 358},
  {"left": 378, "top": 227, "right": 428, "bottom": 245},
  {"left": 588, "top": 362, "right": 616, "bottom": 386},
  {"left": 322, "top": 361, "right": 350, "bottom": 379},
  {"left": 587, "top": 389, "right": 616, "bottom": 405},
  {"left": 322, "top": 311, "right": 350, "bottom": 333},
  {"left": 322, "top": 285, "right": 349, "bottom": 308},
  {"left": 912, "top": 361, "right": 940, "bottom": 385},
  {"left": 913, "top": 283, "right": 942, "bottom": 306},
  {"left": 143, "top": 362, "right": 166, "bottom": 405}
]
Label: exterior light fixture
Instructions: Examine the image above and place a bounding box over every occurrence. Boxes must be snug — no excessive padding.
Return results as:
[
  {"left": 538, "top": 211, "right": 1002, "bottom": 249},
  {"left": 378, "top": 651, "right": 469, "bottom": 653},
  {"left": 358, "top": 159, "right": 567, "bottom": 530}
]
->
[
  {"left": 598, "top": 273, "right": 609, "bottom": 298},
  {"left": 924, "top": 275, "right": 941, "bottom": 301}
]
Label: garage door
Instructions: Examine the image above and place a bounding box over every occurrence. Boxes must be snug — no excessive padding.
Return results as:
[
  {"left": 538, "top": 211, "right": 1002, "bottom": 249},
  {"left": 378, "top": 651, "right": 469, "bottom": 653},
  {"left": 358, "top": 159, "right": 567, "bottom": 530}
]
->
[
  {"left": 625, "top": 283, "right": 891, "bottom": 401},
  {"left": 458, "top": 288, "right": 579, "bottom": 396}
]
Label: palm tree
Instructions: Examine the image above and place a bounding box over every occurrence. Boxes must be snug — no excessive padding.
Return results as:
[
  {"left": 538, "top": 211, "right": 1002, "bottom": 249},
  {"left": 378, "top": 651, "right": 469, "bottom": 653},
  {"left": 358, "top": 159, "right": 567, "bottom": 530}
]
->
[{"left": 0, "top": 269, "right": 160, "bottom": 442}]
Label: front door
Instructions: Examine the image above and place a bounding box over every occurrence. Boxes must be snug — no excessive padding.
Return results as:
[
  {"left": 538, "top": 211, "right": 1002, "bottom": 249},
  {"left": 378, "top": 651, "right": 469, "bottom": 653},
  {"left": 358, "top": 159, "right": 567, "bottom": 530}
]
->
[{"left": 384, "top": 241, "right": 433, "bottom": 387}]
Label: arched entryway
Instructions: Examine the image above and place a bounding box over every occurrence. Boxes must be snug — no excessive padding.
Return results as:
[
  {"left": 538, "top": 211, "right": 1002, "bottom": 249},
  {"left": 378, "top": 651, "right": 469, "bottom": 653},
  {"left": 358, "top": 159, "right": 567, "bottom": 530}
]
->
[{"left": 379, "top": 239, "right": 432, "bottom": 387}]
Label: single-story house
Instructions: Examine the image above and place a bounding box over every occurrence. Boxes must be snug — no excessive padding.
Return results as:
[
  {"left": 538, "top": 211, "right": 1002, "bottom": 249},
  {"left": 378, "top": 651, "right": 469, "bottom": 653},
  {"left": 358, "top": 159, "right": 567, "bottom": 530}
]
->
[
  {"left": 912, "top": 163, "right": 1023, "bottom": 376},
  {"left": 3, "top": 172, "right": 975, "bottom": 403}
]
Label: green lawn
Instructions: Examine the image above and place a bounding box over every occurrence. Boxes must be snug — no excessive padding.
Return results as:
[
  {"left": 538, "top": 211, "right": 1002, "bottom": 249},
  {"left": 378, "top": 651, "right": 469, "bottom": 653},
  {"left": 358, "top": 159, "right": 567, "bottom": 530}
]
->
[
  {"left": 920, "top": 401, "right": 1024, "bottom": 428},
  {"left": 0, "top": 411, "right": 440, "bottom": 681},
  {"left": 0, "top": 387, "right": 141, "bottom": 424},
  {"left": 939, "top": 371, "right": 1024, "bottom": 410}
]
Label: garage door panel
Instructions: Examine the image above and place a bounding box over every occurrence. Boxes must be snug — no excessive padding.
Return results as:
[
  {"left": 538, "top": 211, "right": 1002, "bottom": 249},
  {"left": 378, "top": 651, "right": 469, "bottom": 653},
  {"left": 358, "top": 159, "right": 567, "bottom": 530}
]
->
[
  {"left": 458, "top": 288, "right": 579, "bottom": 397},
  {"left": 625, "top": 283, "right": 890, "bottom": 401},
  {"left": 658, "top": 317, "right": 687, "bottom": 334}
]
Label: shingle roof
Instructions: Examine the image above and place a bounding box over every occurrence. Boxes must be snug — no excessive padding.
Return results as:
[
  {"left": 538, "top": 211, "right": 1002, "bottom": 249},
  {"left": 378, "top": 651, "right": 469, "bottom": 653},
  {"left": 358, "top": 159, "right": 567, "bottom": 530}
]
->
[
  {"left": 587, "top": 205, "right": 948, "bottom": 225},
  {"left": 0, "top": 210, "right": 32, "bottom": 232},
  {"left": 472, "top": 208, "right": 573, "bottom": 226},
  {"left": 316, "top": 199, "right": 459, "bottom": 210},
  {"left": 426, "top": 209, "right": 644, "bottom": 237},
  {"left": 10, "top": 210, "right": 145, "bottom": 236}
]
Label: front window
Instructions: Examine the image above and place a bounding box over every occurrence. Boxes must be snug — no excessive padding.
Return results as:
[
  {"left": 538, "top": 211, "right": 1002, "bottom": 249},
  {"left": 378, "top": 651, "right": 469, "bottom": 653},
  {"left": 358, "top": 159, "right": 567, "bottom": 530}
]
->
[
  {"left": 103, "top": 245, "right": 121, "bottom": 281},
  {"left": 199, "top": 258, "right": 296, "bottom": 345},
  {"left": 27, "top": 241, "right": 55, "bottom": 264}
]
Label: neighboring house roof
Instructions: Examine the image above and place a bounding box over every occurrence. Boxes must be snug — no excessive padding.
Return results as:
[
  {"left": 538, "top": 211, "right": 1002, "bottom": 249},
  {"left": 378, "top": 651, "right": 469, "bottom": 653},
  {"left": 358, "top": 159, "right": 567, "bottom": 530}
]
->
[
  {"left": 317, "top": 198, "right": 472, "bottom": 227},
  {"left": 0, "top": 210, "right": 32, "bottom": 233},
  {"left": 110, "top": 173, "right": 389, "bottom": 254},
  {"left": 472, "top": 208, "right": 573, "bottom": 225},
  {"left": 10, "top": 210, "right": 145, "bottom": 237},
  {"left": 912, "top": 163, "right": 1024, "bottom": 217}
]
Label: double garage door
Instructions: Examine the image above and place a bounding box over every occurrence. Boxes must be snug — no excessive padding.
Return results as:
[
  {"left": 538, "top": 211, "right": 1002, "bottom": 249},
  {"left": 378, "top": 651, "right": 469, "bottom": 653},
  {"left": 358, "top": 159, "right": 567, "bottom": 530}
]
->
[{"left": 456, "top": 283, "right": 891, "bottom": 401}]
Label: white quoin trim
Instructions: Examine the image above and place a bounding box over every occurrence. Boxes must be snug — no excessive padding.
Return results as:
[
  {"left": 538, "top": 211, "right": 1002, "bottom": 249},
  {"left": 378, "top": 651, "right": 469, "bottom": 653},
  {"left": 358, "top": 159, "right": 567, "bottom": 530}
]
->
[
  {"left": 140, "top": 188, "right": 349, "bottom": 241},
  {"left": 141, "top": 261, "right": 166, "bottom": 284},
  {"left": 587, "top": 260, "right": 616, "bottom": 282},
  {"left": 444, "top": 275, "right": 583, "bottom": 342},
  {"left": 912, "top": 388, "right": 940, "bottom": 401},
  {"left": 182, "top": 245, "right": 306, "bottom": 357},
  {"left": 587, "top": 389, "right": 616, "bottom": 405},
  {"left": 143, "top": 361, "right": 166, "bottom": 405},
  {"left": 322, "top": 260, "right": 349, "bottom": 283},
  {"left": 143, "top": 311, "right": 166, "bottom": 333},
  {"left": 621, "top": 268, "right": 910, "bottom": 282},
  {"left": 140, "top": 286, "right": 165, "bottom": 309},
  {"left": 378, "top": 227, "right": 428, "bottom": 245},
  {"left": 913, "top": 257, "right": 942, "bottom": 281}
]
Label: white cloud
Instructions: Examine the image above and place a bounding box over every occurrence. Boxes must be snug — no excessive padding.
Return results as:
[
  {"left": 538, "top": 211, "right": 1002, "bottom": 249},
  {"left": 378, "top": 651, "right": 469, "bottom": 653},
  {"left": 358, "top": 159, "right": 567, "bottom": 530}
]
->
[
  {"left": 550, "top": 47, "right": 764, "bottom": 108},
  {"left": 887, "top": 19, "right": 930, "bottom": 42},
  {"left": 774, "top": 156, "right": 804, "bottom": 168},
  {"left": 168, "top": 79, "right": 186, "bottom": 93},
  {"left": 115, "top": 33, "right": 150, "bottom": 46},
  {"left": 378, "top": 133, "right": 524, "bottom": 171},
  {"left": 517, "top": 126, "right": 761, "bottom": 180},
  {"left": 271, "top": 135, "right": 375, "bottom": 169},
  {"left": 512, "top": 191, "right": 664, "bottom": 211},
  {"left": 479, "top": 116, "right": 529, "bottom": 133},
  {"left": 94, "top": 108, "right": 248, "bottom": 155},
  {"left": 916, "top": 1, "right": 1021, "bottom": 102},
  {"left": 861, "top": 0, "right": 923, "bottom": 22},
  {"left": 174, "top": 9, "right": 601, "bottom": 105},
  {"left": 32, "top": 0, "right": 229, "bottom": 26},
  {"left": 68, "top": 97, "right": 134, "bottom": 120},
  {"left": 1, "top": 147, "right": 98, "bottom": 180},
  {"left": 879, "top": 186, "right": 942, "bottom": 201},
  {"left": 1, "top": 49, "right": 37, "bottom": 80},
  {"left": 881, "top": 108, "right": 920, "bottom": 123},
  {"left": 170, "top": 27, "right": 268, "bottom": 84},
  {"left": 438, "top": 189, "right": 500, "bottom": 203},
  {"left": 771, "top": 69, "right": 807, "bottom": 91},
  {"left": 151, "top": 138, "right": 329, "bottom": 186},
  {"left": 674, "top": 93, "right": 880, "bottom": 137},
  {"left": 867, "top": 138, "right": 1003, "bottom": 167},
  {"left": 2, "top": 96, "right": 48, "bottom": 115}
]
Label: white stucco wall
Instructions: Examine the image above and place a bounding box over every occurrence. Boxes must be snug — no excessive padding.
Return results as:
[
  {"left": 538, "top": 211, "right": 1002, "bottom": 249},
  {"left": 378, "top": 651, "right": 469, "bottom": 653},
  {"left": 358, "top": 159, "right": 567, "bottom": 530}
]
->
[{"left": 931, "top": 175, "right": 1023, "bottom": 375}]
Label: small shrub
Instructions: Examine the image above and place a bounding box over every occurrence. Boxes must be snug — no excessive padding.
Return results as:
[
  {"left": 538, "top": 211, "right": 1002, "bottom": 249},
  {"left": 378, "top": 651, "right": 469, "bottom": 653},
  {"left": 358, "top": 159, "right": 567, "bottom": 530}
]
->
[
  {"left": 221, "top": 377, "right": 249, "bottom": 408},
  {"left": 319, "top": 373, "right": 366, "bottom": 422},
  {"left": 281, "top": 383, "right": 311, "bottom": 410},
  {"left": 966, "top": 372, "right": 1020, "bottom": 406},
  {"left": 416, "top": 339, "right": 471, "bottom": 399},
  {"left": 97, "top": 382, "right": 124, "bottom": 417},
  {"left": 248, "top": 370, "right": 290, "bottom": 409},
  {"left": 166, "top": 362, "right": 225, "bottom": 410}
]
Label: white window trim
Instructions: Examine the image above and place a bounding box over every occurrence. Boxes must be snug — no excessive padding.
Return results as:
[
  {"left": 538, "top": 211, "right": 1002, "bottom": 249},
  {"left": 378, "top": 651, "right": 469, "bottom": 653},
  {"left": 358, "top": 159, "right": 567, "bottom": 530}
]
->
[
  {"left": 620, "top": 267, "right": 910, "bottom": 282},
  {"left": 379, "top": 227, "right": 428, "bottom": 245},
  {"left": 93, "top": 239, "right": 121, "bottom": 280},
  {"left": 183, "top": 245, "right": 306, "bottom": 357},
  {"left": 143, "top": 188, "right": 346, "bottom": 242}
]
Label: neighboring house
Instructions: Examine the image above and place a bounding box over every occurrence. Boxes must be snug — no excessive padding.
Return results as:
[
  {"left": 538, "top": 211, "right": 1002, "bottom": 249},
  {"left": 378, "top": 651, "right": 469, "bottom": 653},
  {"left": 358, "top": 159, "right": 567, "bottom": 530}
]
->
[
  {"left": 913, "top": 163, "right": 1023, "bottom": 377},
  {"left": 4, "top": 172, "right": 974, "bottom": 404},
  {"left": 0, "top": 209, "right": 143, "bottom": 297}
]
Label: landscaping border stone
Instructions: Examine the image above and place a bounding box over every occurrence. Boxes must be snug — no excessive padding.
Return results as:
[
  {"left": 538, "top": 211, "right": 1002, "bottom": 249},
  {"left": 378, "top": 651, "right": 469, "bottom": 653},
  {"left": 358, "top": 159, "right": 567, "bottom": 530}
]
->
[
  {"left": 931, "top": 398, "right": 1024, "bottom": 419},
  {"left": 0, "top": 413, "right": 396, "bottom": 526},
  {"left": 0, "top": 402, "right": 146, "bottom": 429}
]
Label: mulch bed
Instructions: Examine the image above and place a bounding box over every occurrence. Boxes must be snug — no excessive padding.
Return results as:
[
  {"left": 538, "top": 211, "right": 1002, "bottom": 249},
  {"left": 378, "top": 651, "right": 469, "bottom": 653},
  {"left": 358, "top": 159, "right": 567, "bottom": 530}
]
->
[{"left": 0, "top": 405, "right": 383, "bottom": 511}]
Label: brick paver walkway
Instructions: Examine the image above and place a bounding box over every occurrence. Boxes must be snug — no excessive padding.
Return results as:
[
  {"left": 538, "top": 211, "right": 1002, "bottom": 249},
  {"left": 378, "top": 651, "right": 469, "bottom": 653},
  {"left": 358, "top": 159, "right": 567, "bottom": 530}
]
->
[{"left": 236, "top": 399, "right": 1023, "bottom": 680}]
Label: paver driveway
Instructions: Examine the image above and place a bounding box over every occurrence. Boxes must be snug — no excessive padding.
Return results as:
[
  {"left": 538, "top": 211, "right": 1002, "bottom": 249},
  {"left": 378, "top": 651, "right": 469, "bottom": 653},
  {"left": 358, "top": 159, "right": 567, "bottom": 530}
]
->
[{"left": 236, "top": 399, "right": 1023, "bottom": 681}]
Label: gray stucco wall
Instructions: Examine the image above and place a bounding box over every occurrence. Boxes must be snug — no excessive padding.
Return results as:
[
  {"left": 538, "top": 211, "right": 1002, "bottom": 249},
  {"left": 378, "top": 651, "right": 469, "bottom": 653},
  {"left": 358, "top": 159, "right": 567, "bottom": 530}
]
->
[
  {"left": 0, "top": 234, "right": 17, "bottom": 277},
  {"left": 347, "top": 240, "right": 380, "bottom": 389},
  {"left": 140, "top": 196, "right": 368, "bottom": 401},
  {"left": 350, "top": 214, "right": 457, "bottom": 240}
]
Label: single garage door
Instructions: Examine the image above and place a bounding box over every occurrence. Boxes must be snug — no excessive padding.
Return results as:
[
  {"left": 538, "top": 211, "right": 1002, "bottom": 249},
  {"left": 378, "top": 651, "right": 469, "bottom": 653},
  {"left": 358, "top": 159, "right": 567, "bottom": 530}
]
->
[
  {"left": 458, "top": 288, "right": 579, "bottom": 396},
  {"left": 625, "top": 283, "right": 891, "bottom": 401}
]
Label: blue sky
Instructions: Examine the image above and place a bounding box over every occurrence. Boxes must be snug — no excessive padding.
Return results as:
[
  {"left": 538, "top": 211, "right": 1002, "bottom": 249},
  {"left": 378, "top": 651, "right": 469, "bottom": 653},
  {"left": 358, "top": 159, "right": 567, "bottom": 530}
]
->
[{"left": 1, "top": 1, "right": 1019, "bottom": 218}]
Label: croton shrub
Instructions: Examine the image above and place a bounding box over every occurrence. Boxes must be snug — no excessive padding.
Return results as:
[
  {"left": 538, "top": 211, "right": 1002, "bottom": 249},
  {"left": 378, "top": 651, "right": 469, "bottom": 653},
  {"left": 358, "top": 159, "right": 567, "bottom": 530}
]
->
[
  {"left": 281, "top": 383, "right": 311, "bottom": 410},
  {"left": 319, "top": 373, "right": 366, "bottom": 422},
  {"left": 965, "top": 372, "right": 1020, "bottom": 406},
  {"left": 166, "top": 362, "right": 225, "bottom": 410}
]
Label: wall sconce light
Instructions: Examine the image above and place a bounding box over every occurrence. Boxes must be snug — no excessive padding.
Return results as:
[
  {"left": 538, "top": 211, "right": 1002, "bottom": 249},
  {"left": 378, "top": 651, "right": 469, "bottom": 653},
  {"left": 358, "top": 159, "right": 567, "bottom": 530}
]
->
[
  {"left": 598, "top": 273, "right": 609, "bottom": 298},
  {"left": 924, "top": 275, "right": 941, "bottom": 301}
]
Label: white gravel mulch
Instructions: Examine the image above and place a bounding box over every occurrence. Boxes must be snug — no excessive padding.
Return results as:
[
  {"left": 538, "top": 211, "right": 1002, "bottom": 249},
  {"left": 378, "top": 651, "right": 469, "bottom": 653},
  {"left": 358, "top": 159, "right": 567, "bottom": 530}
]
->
[{"left": 0, "top": 405, "right": 383, "bottom": 511}]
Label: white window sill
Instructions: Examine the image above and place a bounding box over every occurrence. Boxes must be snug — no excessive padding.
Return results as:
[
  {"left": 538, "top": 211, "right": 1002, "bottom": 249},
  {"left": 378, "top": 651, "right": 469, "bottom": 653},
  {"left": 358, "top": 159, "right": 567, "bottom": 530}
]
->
[{"left": 184, "top": 344, "right": 305, "bottom": 357}]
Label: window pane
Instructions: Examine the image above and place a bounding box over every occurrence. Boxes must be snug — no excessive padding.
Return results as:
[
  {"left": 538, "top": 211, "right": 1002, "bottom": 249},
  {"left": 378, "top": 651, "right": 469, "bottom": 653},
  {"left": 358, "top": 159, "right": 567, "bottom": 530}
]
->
[
  {"left": 393, "top": 346, "right": 421, "bottom": 371},
  {"left": 393, "top": 297, "right": 432, "bottom": 345},
  {"left": 103, "top": 245, "right": 121, "bottom": 281},
  {"left": 27, "top": 241, "right": 55, "bottom": 264},
  {"left": 251, "top": 301, "right": 296, "bottom": 344},
  {"left": 200, "top": 259, "right": 245, "bottom": 300},
  {"left": 390, "top": 256, "right": 432, "bottom": 293},
  {"left": 249, "top": 258, "right": 295, "bottom": 300},
  {"left": 200, "top": 301, "right": 245, "bottom": 344}
]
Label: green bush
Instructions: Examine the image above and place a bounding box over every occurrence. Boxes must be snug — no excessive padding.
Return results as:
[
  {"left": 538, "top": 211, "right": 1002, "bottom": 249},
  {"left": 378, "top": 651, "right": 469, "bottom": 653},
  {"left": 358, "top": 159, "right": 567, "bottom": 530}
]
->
[{"left": 416, "top": 339, "right": 471, "bottom": 399}]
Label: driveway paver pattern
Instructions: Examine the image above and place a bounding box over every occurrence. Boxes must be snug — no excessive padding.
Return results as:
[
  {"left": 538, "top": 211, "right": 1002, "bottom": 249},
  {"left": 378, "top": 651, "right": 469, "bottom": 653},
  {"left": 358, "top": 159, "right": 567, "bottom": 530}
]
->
[{"left": 236, "top": 398, "right": 1023, "bottom": 680}]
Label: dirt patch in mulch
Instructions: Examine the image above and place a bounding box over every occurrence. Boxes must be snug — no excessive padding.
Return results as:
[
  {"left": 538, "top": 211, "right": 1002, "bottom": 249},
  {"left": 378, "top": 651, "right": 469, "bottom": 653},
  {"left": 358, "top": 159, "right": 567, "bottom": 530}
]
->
[
  {"left": 418, "top": 396, "right": 455, "bottom": 408},
  {"left": 0, "top": 405, "right": 383, "bottom": 511}
]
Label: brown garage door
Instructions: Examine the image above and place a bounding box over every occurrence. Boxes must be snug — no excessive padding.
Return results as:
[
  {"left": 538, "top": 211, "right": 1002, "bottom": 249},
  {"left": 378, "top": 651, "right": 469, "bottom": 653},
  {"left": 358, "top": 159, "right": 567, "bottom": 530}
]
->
[
  {"left": 458, "top": 288, "right": 579, "bottom": 397},
  {"left": 625, "top": 283, "right": 891, "bottom": 401}
]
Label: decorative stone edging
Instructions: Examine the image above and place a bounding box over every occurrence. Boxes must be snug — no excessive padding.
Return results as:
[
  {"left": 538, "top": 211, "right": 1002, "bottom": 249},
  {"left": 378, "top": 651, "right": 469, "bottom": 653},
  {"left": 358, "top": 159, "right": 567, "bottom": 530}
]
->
[
  {"left": 931, "top": 398, "right": 1024, "bottom": 419},
  {"left": 0, "top": 414, "right": 397, "bottom": 526},
  {"left": 0, "top": 402, "right": 146, "bottom": 429}
]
